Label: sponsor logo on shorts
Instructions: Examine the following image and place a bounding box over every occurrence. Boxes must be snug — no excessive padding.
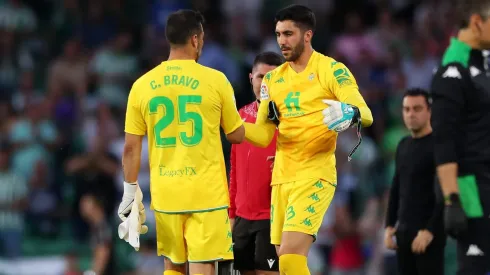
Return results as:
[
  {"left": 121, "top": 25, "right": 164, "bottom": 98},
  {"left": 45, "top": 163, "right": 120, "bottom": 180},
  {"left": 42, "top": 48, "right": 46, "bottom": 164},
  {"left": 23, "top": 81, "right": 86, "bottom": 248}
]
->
[{"left": 267, "top": 259, "right": 275, "bottom": 268}]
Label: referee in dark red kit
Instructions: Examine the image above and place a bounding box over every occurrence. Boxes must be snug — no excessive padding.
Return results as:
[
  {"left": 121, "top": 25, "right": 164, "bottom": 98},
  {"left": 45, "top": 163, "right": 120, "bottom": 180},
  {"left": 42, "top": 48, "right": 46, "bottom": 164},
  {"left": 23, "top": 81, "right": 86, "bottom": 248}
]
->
[
  {"left": 385, "top": 88, "right": 446, "bottom": 275},
  {"left": 228, "top": 52, "right": 284, "bottom": 275}
]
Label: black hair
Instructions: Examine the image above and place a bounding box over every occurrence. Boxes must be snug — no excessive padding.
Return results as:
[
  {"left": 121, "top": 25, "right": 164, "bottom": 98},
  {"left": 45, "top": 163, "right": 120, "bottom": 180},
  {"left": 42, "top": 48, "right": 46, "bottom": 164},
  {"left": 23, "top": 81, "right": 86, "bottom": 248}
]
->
[
  {"left": 253, "top": 52, "right": 285, "bottom": 68},
  {"left": 404, "top": 88, "right": 432, "bottom": 108},
  {"left": 274, "top": 4, "right": 316, "bottom": 32},
  {"left": 458, "top": 0, "right": 490, "bottom": 29},
  {"left": 165, "top": 10, "right": 205, "bottom": 46}
]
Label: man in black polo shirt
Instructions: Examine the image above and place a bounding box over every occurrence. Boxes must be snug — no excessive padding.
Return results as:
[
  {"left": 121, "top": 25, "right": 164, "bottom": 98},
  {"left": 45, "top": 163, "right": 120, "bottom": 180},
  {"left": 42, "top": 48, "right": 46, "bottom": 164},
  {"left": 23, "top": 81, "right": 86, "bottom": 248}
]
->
[{"left": 385, "top": 88, "right": 445, "bottom": 275}]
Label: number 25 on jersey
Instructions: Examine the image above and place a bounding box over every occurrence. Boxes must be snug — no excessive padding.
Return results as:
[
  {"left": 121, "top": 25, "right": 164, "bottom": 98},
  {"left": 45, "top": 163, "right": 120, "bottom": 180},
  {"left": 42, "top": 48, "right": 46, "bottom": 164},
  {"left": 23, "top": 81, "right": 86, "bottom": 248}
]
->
[{"left": 149, "top": 95, "right": 203, "bottom": 147}]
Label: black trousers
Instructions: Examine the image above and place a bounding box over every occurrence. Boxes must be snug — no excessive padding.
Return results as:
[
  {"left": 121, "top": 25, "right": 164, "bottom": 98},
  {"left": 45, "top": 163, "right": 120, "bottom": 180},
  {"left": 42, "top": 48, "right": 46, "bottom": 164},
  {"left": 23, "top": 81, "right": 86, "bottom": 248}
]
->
[{"left": 395, "top": 230, "right": 445, "bottom": 275}]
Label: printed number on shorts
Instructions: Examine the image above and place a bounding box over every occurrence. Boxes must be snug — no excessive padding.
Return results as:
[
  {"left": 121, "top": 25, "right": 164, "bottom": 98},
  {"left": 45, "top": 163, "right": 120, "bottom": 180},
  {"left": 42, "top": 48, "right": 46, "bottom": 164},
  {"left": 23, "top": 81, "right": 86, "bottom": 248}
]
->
[{"left": 149, "top": 95, "right": 203, "bottom": 147}]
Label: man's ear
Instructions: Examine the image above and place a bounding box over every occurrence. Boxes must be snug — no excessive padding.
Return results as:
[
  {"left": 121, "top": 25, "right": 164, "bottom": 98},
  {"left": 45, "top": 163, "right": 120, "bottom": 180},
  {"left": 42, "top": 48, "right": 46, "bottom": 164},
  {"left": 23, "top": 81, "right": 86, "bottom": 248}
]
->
[
  {"left": 304, "top": 30, "right": 313, "bottom": 43},
  {"left": 191, "top": 34, "right": 199, "bottom": 48}
]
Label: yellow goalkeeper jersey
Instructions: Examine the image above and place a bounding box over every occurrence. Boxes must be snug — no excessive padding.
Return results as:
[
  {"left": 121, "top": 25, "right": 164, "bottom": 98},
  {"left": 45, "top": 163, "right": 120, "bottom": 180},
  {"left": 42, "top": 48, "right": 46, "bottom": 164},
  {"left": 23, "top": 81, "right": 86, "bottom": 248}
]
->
[
  {"left": 246, "top": 51, "right": 373, "bottom": 185},
  {"left": 125, "top": 60, "right": 243, "bottom": 213}
]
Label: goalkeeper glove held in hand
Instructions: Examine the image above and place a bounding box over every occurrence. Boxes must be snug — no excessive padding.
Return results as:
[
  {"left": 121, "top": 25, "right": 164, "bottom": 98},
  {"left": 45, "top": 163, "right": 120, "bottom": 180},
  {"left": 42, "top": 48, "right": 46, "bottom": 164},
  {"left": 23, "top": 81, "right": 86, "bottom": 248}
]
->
[
  {"left": 322, "top": 99, "right": 362, "bottom": 161},
  {"left": 444, "top": 193, "right": 468, "bottom": 238},
  {"left": 118, "top": 181, "right": 138, "bottom": 221},
  {"left": 322, "top": 99, "right": 360, "bottom": 132}
]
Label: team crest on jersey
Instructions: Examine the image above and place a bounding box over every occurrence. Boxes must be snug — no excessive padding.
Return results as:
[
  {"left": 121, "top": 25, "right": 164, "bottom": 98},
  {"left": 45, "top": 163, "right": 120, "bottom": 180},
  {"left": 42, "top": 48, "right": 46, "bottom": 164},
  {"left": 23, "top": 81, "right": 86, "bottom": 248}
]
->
[
  {"left": 308, "top": 73, "right": 315, "bottom": 81},
  {"left": 260, "top": 83, "right": 270, "bottom": 100}
]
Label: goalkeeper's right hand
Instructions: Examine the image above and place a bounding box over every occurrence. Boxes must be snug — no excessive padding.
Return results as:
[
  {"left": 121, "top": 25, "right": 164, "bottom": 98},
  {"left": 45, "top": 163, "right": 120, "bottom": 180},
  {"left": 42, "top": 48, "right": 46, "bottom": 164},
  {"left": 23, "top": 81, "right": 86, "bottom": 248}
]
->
[
  {"left": 267, "top": 101, "right": 280, "bottom": 125},
  {"left": 444, "top": 193, "right": 468, "bottom": 238},
  {"left": 118, "top": 181, "right": 139, "bottom": 221}
]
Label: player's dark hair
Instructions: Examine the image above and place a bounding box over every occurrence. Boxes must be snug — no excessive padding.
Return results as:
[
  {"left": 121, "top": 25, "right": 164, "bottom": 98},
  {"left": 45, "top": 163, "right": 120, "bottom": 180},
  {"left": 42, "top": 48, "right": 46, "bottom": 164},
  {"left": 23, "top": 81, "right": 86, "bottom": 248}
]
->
[
  {"left": 165, "top": 10, "right": 205, "bottom": 46},
  {"left": 274, "top": 4, "right": 316, "bottom": 32},
  {"left": 404, "top": 88, "right": 432, "bottom": 108},
  {"left": 457, "top": 0, "right": 490, "bottom": 28},
  {"left": 253, "top": 52, "right": 285, "bottom": 68}
]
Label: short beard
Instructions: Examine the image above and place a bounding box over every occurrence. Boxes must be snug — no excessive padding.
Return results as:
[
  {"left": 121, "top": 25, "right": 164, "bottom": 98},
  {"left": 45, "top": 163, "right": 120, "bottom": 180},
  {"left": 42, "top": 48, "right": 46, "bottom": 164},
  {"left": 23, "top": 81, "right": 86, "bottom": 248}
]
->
[{"left": 286, "top": 41, "right": 305, "bottom": 62}]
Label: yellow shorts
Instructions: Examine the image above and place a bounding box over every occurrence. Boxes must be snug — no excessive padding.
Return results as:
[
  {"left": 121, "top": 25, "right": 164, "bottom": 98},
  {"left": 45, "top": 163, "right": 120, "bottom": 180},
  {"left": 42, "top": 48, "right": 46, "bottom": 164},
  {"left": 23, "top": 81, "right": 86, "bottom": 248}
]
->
[
  {"left": 155, "top": 209, "right": 234, "bottom": 264},
  {"left": 270, "top": 179, "right": 336, "bottom": 245}
]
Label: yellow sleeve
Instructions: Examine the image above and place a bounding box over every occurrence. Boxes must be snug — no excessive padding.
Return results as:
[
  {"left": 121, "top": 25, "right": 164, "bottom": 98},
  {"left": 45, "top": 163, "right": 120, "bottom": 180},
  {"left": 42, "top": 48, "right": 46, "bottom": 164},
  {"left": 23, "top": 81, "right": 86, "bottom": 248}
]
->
[
  {"left": 244, "top": 74, "right": 276, "bottom": 147},
  {"left": 219, "top": 73, "right": 243, "bottom": 134},
  {"left": 125, "top": 83, "right": 147, "bottom": 135},
  {"left": 326, "top": 62, "right": 373, "bottom": 127}
]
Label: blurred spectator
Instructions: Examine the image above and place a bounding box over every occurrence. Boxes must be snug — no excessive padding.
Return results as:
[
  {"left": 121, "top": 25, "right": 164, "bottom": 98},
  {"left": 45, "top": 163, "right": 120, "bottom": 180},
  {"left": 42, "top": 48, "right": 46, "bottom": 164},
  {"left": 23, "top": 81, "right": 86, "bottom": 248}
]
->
[
  {"left": 89, "top": 28, "right": 138, "bottom": 109},
  {"left": 401, "top": 37, "right": 438, "bottom": 90},
  {"left": 198, "top": 23, "right": 240, "bottom": 85},
  {"left": 26, "top": 159, "right": 60, "bottom": 237},
  {"left": 0, "top": 31, "right": 34, "bottom": 93},
  {"left": 79, "top": 0, "right": 116, "bottom": 51},
  {"left": 9, "top": 98, "right": 58, "bottom": 179},
  {"left": 82, "top": 102, "right": 119, "bottom": 154},
  {"left": 79, "top": 194, "right": 115, "bottom": 275},
  {"left": 48, "top": 38, "right": 88, "bottom": 102},
  {"left": 50, "top": 0, "right": 83, "bottom": 50},
  {"left": 0, "top": 141, "right": 28, "bottom": 258},
  {"left": 65, "top": 135, "right": 118, "bottom": 239},
  {"left": 333, "top": 12, "right": 379, "bottom": 65},
  {"left": 0, "top": 0, "right": 37, "bottom": 33},
  {"left": 11, "top": 70, "right": 43, "bottom": 113}
]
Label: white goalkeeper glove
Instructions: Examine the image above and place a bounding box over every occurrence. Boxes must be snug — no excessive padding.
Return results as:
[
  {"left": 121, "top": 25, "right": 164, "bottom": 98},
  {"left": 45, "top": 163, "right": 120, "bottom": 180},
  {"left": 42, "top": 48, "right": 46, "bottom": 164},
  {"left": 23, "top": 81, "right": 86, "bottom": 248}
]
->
[
  {"left": 117, "top": 182, "right": 148, "bottom": 230},
  {"left": 322, "top": 99, "right": 360, "bottom": 132},
  {"left": 118, "top": 182, "right": 148, "bottom": 251},
  {"left": 118, "top": 181, "right": 138, "bottom": 221}
]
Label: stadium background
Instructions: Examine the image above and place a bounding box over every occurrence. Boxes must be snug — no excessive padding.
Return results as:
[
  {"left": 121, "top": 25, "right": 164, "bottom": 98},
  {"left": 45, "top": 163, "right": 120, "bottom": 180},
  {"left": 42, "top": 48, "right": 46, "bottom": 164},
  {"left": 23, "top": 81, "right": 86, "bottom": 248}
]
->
[{"left": 0, "top": 0, "right": 459, "bottom": 274}]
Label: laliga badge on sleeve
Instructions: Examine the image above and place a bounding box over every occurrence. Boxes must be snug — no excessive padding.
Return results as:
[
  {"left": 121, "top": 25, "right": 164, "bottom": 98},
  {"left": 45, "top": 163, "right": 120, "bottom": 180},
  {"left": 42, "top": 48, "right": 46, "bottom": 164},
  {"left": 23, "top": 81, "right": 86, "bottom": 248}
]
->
[{"left": 260, "top": 83, "right": 270, "bottom": 100}]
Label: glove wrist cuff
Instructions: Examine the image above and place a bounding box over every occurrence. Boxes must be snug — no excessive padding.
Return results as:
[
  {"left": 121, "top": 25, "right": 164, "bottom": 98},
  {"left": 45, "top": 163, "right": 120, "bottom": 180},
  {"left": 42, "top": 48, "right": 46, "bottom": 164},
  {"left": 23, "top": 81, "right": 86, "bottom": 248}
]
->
[
  {"left": 123, "top": 181, "right": 138, "bottom": 198},
  {"left": 445, "top": 193, "right": 460, "bottom": 205},
  {"left": 350, "top": 106, "right": 361, "bottom": 127}
]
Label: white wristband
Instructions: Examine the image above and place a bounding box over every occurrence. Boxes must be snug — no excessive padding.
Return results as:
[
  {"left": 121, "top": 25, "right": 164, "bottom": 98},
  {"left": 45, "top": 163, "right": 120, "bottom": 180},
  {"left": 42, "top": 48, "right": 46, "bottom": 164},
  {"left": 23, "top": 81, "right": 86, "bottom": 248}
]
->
[{"left": 123, "top": 181, "right": 138, "bottom": 198}]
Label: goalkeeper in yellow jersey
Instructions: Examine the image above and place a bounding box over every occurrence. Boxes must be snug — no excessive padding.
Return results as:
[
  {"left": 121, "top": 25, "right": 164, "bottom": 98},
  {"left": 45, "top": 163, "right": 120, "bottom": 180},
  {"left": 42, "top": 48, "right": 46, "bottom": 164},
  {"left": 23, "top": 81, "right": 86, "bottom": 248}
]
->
[
  {"left": 117, "top": 9, "right": 245, "bottom": 275},
  {"left": 243, "top": 5, "right": 373, "bottom": 275}
]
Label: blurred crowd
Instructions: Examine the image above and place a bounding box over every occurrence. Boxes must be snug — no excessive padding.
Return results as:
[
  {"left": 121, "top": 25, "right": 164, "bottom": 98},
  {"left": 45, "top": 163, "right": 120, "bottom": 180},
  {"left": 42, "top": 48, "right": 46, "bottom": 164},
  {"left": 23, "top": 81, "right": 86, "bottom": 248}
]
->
[{"left": 0, "top": 0, "right": 458, "bottom": 274}]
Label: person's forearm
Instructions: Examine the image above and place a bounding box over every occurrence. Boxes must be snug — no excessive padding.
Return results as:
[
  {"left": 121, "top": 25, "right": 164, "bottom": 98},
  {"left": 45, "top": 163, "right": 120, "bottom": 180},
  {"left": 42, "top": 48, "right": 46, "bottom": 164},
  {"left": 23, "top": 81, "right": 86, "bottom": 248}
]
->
[
  {"left": 244, "top": 122, "right": 276, "bottom": 148},
  {"left": 437, "top": 163, "right": 459, "bottom": 198},
  {"left": 385, "top": 177, "right": 399, "bottom": 227},
  {"left": 122, "top": 144, "right": 142, "bottom": 183},
  {"left": 92, "top": 245, "right": 110, "bottom": 274},
  {"left": 427, "top": 177, "right": 444, "bottom": 232}
]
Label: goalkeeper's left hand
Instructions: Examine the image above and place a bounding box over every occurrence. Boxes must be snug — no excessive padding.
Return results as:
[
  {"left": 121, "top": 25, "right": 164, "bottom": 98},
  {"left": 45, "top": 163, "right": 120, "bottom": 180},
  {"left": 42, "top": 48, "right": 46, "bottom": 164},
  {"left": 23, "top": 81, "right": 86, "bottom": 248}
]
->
[
  {"left": 322, "top": 99, "right": 360, "bottom": 132},
  {"left": 118, "top": 182, "right": 148, "bottom": 251}
]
